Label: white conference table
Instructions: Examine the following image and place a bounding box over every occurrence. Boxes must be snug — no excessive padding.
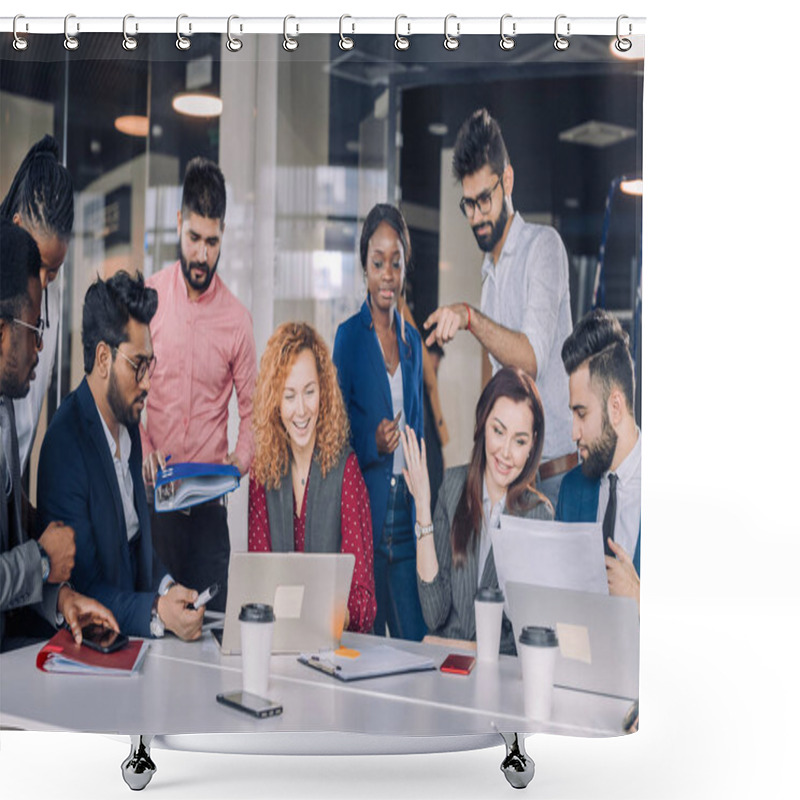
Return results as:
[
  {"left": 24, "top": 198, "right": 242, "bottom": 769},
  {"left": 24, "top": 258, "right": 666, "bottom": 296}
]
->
[{"left": 0, "top": 631, "right": 631, "bottom": 748}]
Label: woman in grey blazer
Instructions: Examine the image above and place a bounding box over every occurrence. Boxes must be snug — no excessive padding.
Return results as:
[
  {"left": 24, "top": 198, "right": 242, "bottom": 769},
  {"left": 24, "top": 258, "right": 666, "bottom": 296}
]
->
[{"left": 402, "top": 367, "right": 553, "bottom": 655}]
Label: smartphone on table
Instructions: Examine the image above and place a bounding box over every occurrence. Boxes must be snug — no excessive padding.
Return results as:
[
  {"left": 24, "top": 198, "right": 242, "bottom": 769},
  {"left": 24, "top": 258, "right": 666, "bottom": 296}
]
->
[
  {"left": 440, "top": 653, "right": 476, "bottom": 675},
  {"left": 216, "top": 691, "right": 283, "bottom": 719},
  {"left": 81, "top": 624, "right": 129, "bottom": 653}
]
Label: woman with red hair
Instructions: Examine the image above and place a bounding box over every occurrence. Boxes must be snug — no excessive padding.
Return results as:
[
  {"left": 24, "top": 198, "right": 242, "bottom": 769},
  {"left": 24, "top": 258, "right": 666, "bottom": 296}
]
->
[{"left": 248, "top": 322, "right": 376, "bottom": 633}]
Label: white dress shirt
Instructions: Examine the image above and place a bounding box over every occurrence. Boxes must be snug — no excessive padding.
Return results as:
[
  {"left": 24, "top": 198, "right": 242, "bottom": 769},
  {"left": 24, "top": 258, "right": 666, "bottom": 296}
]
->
[
  {"left": 596, "top": 430, "right": 641, "bottom": 558},
  {"left": 96, "top": 406, "right": 140, "bottom": 543}
]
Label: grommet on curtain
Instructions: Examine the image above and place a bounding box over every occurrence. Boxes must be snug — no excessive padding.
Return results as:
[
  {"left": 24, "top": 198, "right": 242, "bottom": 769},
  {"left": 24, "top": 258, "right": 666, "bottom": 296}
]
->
[
  {"left": 554, "top": 15, "right": 570, "bottom": 51},
  {"left": 444, "top": 14, "right": 460, "bottom": 51},
  {"left": 394, "top": 15, "right": 410, "bottom": 50},
  {"left": 176, "top": 14, "right": 191, "bottom": 51},
  {"left": 615, "top": 15, "right": 632, "bottom": 52},
  {"left": 339, "top": 15, "right": 354, "bottom": 51},
  {"left": 283, "top": 15, "right": 298, "bottom": 52},
  {"left": 12, "top": 15, "right": 28, "bottom": 51},
  {"left": 499, "top": 15, "right": 515, "bottom": 51},
  {"left": 226, "top": 15, "right": 243, "bottom": 52},
  {"left": 122, "top": 15, "right": 138, "bottom": 51},
  {"left": 63, "top": 14, "right": 79, "bottom": 51}
]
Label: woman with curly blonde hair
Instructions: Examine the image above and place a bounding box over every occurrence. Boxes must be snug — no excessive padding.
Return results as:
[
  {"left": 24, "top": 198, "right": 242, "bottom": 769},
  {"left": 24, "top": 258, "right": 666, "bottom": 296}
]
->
[{"left": 248, "top": 322, "right": 376, "bottom": 633}]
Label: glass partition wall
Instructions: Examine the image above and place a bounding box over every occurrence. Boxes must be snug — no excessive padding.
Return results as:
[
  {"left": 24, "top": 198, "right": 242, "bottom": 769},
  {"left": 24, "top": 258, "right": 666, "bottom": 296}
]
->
[{"left": 1, "top": 32, "right": 643, "bottom": 546}]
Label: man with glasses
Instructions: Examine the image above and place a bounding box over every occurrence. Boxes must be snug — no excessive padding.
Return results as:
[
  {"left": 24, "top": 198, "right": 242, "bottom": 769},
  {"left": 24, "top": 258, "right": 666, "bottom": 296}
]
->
[
  {"left": 140, "top": 157, "right": 256, "bottom": 613},
  {"left": 2, "top": 220, "right": 116, "bottom": 651},
  {"left": 37, "top": 271, "right": 205, "bottom": 640},
  {"left": 424, "top": 108, "right": 575, "bottom": 507}
]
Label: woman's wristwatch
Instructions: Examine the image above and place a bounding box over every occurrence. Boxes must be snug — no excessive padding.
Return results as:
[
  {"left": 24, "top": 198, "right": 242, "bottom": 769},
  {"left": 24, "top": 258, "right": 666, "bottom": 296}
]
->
[{"left": 414, "top": 521, "right": 434, "bottom": 542}]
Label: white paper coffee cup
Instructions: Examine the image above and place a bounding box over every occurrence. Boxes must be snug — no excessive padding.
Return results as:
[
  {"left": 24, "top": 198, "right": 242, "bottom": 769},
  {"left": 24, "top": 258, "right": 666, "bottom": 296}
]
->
[
  {"left": 474, "top": 587, "right": 504, "bottom": 662},
  {"left": 239, "top": 603, "right": 274, "bottom": 699},
  {"left": 518, "top": 625, "right": 559, "bottom": 721}
]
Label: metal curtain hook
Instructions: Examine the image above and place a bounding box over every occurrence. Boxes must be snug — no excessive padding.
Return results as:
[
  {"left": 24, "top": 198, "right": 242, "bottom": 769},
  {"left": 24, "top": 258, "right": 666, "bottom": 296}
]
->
[
  {"left": 64, "top": 14, "right": 79, "bottom": 51},
  {"left": 339, "top": 15, "right": 354, "bottom": 50},
  {"left": 444, "top": 14, "right": 460, "bottom": 51},
  {"left": 283, "top": 15, "right": 298, "bottom": 52},
  {"left": 394, "top": 15, "right": 410, "bottom": 50},
  {"left": 554, "top": 14, "right": 570, "bottom": 51},
  {"left": 176, "top": 14, "right": 191, "bottom": 51},
  {"left": 227, "top": 15, "right": 243, "bottom": 52},
  {"left": 122, "top": 15, "right": 138, "bottom": 51},
  {"left": 499, "top": 14, "right": 516, "bottom": 51},
  {"left": 13, "top": 15, "right": 29, "bottom": 51},
  {"left": 615, "top": 15, "right": 632, "bottom": 52}
]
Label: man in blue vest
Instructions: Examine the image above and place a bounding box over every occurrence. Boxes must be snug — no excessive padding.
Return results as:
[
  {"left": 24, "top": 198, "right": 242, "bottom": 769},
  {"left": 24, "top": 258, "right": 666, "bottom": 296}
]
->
[{"left": 555, "top": 309, "right": 640, "bottom": 605}]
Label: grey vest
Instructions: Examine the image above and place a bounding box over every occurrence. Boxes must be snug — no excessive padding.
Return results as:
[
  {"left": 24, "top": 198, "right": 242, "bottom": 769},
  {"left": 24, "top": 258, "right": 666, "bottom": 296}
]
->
[{"left": 265, "top": 448, "right": 351, "bottom": 554}]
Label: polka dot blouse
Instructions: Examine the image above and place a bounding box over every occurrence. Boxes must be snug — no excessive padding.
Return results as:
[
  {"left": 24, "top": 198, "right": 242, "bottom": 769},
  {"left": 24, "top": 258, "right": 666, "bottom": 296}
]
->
[{"left": 248, "top": 452, "right": 376, "bottom": 633}]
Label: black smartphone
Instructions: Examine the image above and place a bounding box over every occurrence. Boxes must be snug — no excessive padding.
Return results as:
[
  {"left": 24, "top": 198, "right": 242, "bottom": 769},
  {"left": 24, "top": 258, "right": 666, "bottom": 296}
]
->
[
  {"left": 440, "top": 653, "right": 476, "bottom": 675},
  {"left": 216, "top": 691, "right": 283, "bottom": 719},
  {"left": 81, "top": 624, "right": 129, "bottom": 654}
]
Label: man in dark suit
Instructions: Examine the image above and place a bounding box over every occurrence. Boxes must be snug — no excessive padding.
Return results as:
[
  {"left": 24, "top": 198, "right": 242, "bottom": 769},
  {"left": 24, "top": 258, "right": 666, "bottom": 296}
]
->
[
  {"left": 555, "top": 309, "right": 640, "bottom": 604},
  {"left": 1, "top": 220, "right": 116, "bottom": 651},
  {"left": 38, "top": 271, "right": 204, "bottom": 639}
]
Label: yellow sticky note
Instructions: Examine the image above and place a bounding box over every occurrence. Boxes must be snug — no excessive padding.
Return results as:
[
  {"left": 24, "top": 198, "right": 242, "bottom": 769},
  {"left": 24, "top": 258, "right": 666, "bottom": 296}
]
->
[
  {"left": 555, "top": 623, "right": 592, "bottom": 664},
  {"left": 335, "top": 647, "right": 360, "bottom": 659}
]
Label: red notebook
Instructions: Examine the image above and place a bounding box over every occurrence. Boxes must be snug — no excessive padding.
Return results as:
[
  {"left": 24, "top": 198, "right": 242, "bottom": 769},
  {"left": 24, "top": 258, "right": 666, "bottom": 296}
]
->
[{"left": 36, "top": 629, "right": 149, "bottom": 676}]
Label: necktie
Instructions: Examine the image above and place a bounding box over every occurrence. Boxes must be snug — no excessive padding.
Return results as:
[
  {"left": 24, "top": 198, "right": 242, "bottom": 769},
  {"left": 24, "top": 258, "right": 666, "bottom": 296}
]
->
[{"left": 602, "top": 472, "right": 618, "bottom": 557}]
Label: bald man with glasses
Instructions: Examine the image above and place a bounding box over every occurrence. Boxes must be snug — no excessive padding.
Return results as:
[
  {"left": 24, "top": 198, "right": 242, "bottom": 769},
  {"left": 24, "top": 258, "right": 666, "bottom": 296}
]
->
[{"left": 423, "top": 109, "right": 576, "bottom": 508}]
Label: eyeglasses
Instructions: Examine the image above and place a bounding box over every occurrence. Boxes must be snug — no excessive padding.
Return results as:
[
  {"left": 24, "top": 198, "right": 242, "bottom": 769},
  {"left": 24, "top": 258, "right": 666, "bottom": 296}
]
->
[
  {"left": 11, "top": 316, "right": 45, "bottom": 348},
  {"left": 459, "top": 176, "right": 502, "bottom": 219},
  {"left": 113, "top": 347, "right": 157, "bottom": 384}
]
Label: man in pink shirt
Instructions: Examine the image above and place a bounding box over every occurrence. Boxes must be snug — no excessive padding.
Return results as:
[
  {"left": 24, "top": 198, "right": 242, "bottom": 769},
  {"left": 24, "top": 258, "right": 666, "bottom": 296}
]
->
[{"left": 140, "top": 157, "right": 256, "bottom": 612}]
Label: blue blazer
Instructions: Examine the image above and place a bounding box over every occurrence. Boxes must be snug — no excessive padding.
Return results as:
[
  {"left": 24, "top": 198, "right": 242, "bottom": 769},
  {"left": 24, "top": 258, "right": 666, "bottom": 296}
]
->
[
  {"left": 555, "top": 465, "right": 641, "bottom": 575},
  {"left": 37, "top": 378, "right": 163, "bottom": 637},
  {"left": 333, "top": 301, "right": 425, "bottom": 547}
]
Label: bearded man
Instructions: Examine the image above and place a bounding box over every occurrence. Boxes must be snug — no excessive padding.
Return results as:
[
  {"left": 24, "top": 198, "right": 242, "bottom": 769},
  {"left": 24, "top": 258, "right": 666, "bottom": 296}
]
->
[
  {"left": 140, "top": 157, "right": 256, "bottom": 612},
  {"left": 556, "top": 309, "right": 641, "bottom": 600},
  {"left": 38, "top": 271, "right": 205, "bottom": 639},
  {"left": 423, "top": 109, "right": 575, "bottom": 509}
]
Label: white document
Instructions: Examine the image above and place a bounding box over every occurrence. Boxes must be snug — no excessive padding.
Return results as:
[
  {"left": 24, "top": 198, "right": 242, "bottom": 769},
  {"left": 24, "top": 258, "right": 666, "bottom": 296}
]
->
[{"left": 491, "top": 516, "right": 609, "bottom": 596}]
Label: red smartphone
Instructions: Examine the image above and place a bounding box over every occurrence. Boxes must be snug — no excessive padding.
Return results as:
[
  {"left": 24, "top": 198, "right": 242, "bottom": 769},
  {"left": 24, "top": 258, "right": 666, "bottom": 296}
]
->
[{"left": 440, "top": 653, "right": 476, "bottom": 675}]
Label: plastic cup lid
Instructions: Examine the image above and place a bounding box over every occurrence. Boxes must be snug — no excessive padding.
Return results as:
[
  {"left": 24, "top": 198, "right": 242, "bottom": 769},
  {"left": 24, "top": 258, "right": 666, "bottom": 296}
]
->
[
  {"left": 475, "top": 587, "right": 504, "bottom": 603},
  {"left": 239, "top": 602, "right": 274, "bottom": 623},
  {"left": 519, "top": 625, "right": 558, "bottom": 647}
]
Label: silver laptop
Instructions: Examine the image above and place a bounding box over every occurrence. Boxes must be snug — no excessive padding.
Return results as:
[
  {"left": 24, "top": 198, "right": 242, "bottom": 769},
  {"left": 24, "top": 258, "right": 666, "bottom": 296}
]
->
[
  {"left": 215, "top": 552, "right": 355, "bottom": 655},
  {"left": 505, "top": 581, "right": 639, "bottom": 700}
]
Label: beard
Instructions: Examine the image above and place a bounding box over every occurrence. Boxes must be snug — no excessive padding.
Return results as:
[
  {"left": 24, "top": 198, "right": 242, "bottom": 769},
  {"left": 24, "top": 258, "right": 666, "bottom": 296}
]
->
[
  {"left": 0, "top": 346, "right": 37, "bottom": 399},
  {"left": 180, "top": 248, "right": 219, "bottom": 294},
  {"left": 472, "top": 200, "right": 509, "bottom": 253},
  {"left": 107, "top": 366, "right": 147, "bottom": 427},
  {"left": 580, "top": 414, "right": 618, "bottom": 480}
]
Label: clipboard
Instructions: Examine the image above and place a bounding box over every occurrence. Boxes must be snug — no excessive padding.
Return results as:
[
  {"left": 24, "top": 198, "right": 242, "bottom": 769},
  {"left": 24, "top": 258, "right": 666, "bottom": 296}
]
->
[{"left": 298, "top": 644, "right": 436, "bottom": 682}]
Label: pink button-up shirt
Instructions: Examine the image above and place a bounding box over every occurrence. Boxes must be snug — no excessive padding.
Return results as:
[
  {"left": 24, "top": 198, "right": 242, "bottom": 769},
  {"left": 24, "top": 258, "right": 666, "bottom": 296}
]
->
[{"left": 140, "top": 261, "right": 256, "bottom": 473}]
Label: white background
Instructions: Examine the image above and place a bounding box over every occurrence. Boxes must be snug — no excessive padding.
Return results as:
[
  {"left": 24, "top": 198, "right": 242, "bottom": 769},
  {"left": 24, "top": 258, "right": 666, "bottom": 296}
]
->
[{"left": 3, "top": 1, "right": 798, "bottom": 798}]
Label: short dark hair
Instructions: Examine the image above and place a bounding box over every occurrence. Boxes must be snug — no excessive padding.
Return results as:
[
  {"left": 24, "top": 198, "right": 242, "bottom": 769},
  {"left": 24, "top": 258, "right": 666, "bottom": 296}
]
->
[
  {"left": 561, "top": 309, "right": 635, "bottom": 412},
  {"left": 359, "top": 203, "right": 412, "bottom": 273},
  {"left": 0, "top": 219, "right": 41, "bottom": 319},
  {"left": 82, "top": 271, "right": 158, "bottom": 374},
  {"left": 452, "top": 108, "right": 510, "bottom": 181},
  {"left": 0, "top": 135, "right": 74, "bottom": 239},
  {"left": 181, "top": 157, "right": 226, "bottom": 222}
]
